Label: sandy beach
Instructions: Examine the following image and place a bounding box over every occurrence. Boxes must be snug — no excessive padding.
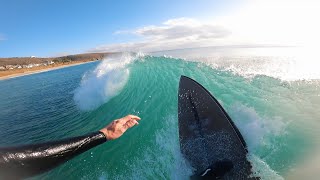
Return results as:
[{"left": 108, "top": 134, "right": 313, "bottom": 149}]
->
[{"left": 0, "top": 60, "right": 99, "bottom": 81}]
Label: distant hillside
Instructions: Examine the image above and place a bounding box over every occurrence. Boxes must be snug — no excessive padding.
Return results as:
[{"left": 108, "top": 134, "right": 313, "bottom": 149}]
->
[{"left": 0, "top": 53, "right": 110, "bottom": 66}]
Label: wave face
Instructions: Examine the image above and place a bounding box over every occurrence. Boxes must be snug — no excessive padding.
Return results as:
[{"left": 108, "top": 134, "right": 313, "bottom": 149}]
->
[{"left": 0, "top": 47, "right": 319, "bottom": 179}]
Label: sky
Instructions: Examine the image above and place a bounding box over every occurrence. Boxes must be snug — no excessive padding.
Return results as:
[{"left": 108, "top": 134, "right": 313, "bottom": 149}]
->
[{"left": 0, "top": 0, "right": 319, "bottom": 57}]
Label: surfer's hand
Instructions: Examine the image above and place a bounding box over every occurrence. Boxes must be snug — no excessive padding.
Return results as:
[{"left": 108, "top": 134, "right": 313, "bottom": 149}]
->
[{"left": 99, "top": 115, "right": 141, "bottom": 140}]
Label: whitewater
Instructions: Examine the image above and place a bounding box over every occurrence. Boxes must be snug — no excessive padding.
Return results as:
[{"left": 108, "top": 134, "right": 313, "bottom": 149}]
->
[{"left": 0, "top": 47, "right": 319, "bottom": 179}]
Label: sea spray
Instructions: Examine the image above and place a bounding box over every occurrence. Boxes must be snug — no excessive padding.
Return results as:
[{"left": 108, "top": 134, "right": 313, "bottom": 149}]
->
[
  {"left": 229, "top": 103, "right": 288, "bottom": 152},
  {"left": 228, "top": 103, "right": 288, "bottom": 179},
  {"left": 153, "top": 47, "right": 320, "bottom": 81},
  {"left": 248, "top": 154, "right": 283, "bottom": 180},
  {"left": 73, "top": 53, "right": 135, "bottom": 111}
]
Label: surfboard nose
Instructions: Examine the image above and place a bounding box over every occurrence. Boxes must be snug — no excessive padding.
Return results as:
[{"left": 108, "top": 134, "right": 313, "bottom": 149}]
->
[{"left": 178, "top": 75, "right": 256, "bottom": 179}]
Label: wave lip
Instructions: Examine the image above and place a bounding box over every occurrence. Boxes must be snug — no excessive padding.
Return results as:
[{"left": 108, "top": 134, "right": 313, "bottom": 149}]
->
[{"left": 73, "top": 53, "right": 135, "bottom": 111}]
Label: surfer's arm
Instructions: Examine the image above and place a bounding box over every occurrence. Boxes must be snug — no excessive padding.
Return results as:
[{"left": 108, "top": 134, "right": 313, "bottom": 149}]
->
[{"left": 0, "top": 115, "right": 140, "bottom": 179}]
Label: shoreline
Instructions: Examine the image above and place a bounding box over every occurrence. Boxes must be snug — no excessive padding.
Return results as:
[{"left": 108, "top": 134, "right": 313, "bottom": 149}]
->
[{"left": 0, "top": 60, "right": 99, "bottom": 81}]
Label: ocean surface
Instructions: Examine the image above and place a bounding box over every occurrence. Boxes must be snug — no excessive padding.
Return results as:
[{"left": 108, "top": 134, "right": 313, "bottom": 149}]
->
[{"left": 0, "top": 47, "right": 319, "bottom": 179}]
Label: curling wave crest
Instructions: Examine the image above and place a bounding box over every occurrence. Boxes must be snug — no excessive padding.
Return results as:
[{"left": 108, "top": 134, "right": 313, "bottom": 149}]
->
[{"left": 73, "top": 53, "right": 137, "bottom": 111}]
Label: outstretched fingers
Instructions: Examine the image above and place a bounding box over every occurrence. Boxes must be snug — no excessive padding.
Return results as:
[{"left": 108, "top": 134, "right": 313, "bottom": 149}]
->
[
  {"left": 124, "top": 119, "right": 139, "bottom": 129},
  {"left": 119, "top": 115, "right": 140, "bottom": 124},
  {"left": 119, "top": 115, "right": 140, "bottom": 130},
  {"left": 126, "top": 115, "right": 141, "bottom": 121},
  {"left": 101, "top": 114, "right": 141, "bottom": 140}
]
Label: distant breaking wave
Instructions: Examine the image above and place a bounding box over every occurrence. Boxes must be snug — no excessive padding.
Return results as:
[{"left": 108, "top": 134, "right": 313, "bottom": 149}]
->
[
  {"left": 199, "top": 56, "right": 320, "bottom": 82},
  {"left": 152, "top": 46, "right": 320, "bottom": 81}
]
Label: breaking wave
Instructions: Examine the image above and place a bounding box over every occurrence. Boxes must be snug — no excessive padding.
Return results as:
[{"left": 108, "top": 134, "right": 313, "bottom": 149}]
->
[
  {"left": 73, "top": 53, "right": 137, "bottom": 111},
  {"left": 152, "top": 47, "right": 320, "bottom": 81}
]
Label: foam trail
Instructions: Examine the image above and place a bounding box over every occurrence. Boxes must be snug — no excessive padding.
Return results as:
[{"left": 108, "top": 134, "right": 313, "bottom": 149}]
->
[
  {"left": 248, "top": 154, "right": 283, "bottom": 180},
  {"left": 229, "top": 103, "right": 287, "bottom": 152},
  {"left": 229, "top": 103, "right": 286, "bottom": 179},
  {"left": 73, "top": 53, "right": 134, "bottom": 111},
  {"left": 102, "top": 115, "right": 193, "bottom": 180},
  {"left": 137, "top": 115, "right": 192, "bottom": 180}
]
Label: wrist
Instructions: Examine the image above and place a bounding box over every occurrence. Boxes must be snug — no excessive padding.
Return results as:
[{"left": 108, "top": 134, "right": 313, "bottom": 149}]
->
[{"left": 99, "top": 129, "right": 110, "bottom": 140}]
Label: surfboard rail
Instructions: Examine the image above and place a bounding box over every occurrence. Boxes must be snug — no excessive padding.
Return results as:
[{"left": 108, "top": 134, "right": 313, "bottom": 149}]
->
[{"left": 178, "top": 75, "right": 256, "bottom": 179}]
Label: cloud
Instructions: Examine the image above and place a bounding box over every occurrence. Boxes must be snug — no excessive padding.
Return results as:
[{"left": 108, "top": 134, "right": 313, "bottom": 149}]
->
[
  {"left": 90, "top": 1, "right": 320, "bottom": 53},
  {"left": 135, "top": 18, "right": 229, "bottom": 40},
  {"left": 90, "top": 18, "right": 231, "bottom": 52}
]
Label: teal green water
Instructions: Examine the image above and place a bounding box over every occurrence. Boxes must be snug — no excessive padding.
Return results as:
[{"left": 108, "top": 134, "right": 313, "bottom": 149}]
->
[{"left": 0, "top": 52, "right": 319, "bottom": 179}]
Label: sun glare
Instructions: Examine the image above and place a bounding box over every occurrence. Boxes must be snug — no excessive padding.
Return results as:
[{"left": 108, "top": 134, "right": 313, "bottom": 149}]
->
[{"left": 213, "top": 0, "right": 320, "bottom": 48}]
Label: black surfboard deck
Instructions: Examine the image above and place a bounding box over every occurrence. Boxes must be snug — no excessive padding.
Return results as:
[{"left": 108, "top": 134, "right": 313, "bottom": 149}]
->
[{"left": 178, "top": 76, "right": 255, "bottom": 179}]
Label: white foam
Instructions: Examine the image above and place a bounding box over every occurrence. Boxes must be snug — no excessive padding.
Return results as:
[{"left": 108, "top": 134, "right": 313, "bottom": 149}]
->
[
  {"left": 248, "top": 154, "right": 284, "bottom": 180},
  {"left": 152, "top": 47, "right": 320, "bottom": 81},
  {"left": 204, "top": 56, "right": 320, "bottom": 82},
  {"left": 139, "top": 115, "right": 192, "bottom": 180},
  {"left": 228, "top": 103, "right": 287, "bottom": 179},
  {"left": 73, "top": 53, "right": 136, "bottom": 111},
  {"left": 229, "top": 103, "right": 287, "bottom": 153}
]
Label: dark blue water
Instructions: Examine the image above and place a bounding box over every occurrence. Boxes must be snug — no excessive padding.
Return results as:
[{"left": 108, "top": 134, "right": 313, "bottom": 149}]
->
[{"left": 0, "top": 62, "right": 99, "bottom": 146}]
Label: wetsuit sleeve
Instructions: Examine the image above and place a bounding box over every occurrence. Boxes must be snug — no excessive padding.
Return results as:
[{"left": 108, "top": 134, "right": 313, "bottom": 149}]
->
[{"left": 0, "top": 131, "right": 106, "bottom": 179}]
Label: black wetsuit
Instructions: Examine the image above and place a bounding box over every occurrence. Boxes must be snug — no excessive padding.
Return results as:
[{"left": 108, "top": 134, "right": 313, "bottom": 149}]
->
[{"left": 0, "top": 131, "right": 106, "bottom": 179}]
